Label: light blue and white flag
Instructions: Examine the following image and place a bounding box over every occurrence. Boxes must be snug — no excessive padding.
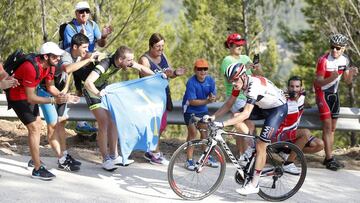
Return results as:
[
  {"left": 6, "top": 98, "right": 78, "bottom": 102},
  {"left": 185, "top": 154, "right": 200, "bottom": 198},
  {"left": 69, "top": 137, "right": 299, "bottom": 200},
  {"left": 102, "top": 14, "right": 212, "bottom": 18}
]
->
[{"left": 101, "top": 74, "right": 168, "bottom": 164}]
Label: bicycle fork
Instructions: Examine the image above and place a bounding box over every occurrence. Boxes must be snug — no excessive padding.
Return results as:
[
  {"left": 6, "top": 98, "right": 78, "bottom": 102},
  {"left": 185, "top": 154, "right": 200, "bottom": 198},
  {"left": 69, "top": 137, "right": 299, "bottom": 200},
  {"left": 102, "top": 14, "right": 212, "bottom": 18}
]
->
[{"left": 195, "top": 138, "right": 217, "bottom": 173}]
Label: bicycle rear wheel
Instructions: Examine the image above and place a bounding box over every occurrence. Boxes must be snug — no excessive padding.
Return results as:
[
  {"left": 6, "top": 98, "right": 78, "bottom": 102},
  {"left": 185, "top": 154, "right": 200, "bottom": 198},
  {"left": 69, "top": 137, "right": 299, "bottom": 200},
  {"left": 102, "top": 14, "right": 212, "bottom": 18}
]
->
[
  {"left": 258, "top": 142, "right": 307, "bottom": 201},
  {"left": 167, "top": 139, "right": 226, "bottom": 200}
]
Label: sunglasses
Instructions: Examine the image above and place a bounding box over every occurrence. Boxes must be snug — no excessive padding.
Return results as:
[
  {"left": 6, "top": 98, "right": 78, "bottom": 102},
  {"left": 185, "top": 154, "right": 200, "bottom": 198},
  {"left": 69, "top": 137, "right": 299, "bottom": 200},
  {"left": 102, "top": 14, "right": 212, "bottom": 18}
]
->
[
  {"left": 330, "top": 45, "right": 342, "bottom": 51},
  {"left": 196, "top": 67, "right": 208, "bottom": 71},
  {"left": 78, "top": 9, "right": 91, "bottom": 14}
]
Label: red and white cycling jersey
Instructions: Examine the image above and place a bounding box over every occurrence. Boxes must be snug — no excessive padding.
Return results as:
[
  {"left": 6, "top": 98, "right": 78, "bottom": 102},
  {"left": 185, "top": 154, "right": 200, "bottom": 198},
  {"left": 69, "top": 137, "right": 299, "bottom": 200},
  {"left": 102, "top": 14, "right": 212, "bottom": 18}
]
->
[
  {"left": 315, "top": 53, "right": 349, "bottom": 93},
  {"left": 244, "top": 76, "right": 286, "bottom": 109},
  {"left": 278, "top": 95, "right": 305, "bottom": 132}
]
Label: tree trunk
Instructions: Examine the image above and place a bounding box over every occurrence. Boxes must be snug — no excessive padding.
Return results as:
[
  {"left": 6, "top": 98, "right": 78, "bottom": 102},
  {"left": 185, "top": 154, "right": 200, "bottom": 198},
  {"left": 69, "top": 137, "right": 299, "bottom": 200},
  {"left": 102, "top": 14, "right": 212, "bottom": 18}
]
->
[
  {"left": 40, "top": 0, "right": 48, "bottom": 42},
  {"left": 242, "top": 0, "right": 249, "bottom": 55}
]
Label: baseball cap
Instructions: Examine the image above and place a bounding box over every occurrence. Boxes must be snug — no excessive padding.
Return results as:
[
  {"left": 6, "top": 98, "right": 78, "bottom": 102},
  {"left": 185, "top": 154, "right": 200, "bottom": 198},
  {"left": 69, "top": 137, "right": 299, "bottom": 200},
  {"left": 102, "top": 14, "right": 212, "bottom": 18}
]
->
[
  {"left": 75, "top": 1, "right": 90, "bottom": 11},
  {"left": 226, "top": 33, "right": 246, "bottom": 46},
  {"left": 194, "top": 58, "right": 209, "bottom": 68},
  {"left": 40, "top": 42, "right": 65, "bottom": 56}
]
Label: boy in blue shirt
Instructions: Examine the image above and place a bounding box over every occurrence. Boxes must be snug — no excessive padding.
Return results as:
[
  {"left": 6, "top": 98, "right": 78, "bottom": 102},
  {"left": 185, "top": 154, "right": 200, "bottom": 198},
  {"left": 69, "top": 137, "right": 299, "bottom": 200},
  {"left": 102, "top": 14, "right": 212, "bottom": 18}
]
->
[{"left": 182, "top": 59, "right": 218, "bottom": 170}]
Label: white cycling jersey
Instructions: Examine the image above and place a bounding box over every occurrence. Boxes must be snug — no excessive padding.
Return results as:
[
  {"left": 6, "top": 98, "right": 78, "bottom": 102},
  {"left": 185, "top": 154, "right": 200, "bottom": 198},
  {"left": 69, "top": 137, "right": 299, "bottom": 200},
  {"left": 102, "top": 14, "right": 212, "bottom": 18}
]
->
[{"left": 244, "top": 76, "right": 286, "bottom": 109}]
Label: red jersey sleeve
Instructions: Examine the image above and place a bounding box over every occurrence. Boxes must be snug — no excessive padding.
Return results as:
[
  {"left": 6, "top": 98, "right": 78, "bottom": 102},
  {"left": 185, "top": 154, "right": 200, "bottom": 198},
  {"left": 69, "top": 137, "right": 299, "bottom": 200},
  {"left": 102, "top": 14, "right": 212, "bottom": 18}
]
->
[{"left": 316, "top": 54, "right": 328, "bottom": 77}]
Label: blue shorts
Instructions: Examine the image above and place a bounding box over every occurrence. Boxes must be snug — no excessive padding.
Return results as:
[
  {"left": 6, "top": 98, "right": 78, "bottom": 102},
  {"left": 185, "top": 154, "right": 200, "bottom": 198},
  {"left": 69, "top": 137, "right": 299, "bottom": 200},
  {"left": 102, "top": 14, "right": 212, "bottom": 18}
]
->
[
  {"left": 183, "top": 112, "right": 208, "bottom": 126},
  {"left": 37, "top": 87, "right": 69, "bottom": 125},
  {"left": 249, "top": 103, "right": 288, "bottom": 143}
]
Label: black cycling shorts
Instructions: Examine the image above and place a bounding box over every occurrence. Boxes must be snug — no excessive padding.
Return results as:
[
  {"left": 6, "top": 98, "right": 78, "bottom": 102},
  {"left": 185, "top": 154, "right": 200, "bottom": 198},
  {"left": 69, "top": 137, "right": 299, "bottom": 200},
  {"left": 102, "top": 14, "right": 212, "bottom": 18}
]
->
[{"left": 9, "top": 100, "right": 39, "bottom": 125}]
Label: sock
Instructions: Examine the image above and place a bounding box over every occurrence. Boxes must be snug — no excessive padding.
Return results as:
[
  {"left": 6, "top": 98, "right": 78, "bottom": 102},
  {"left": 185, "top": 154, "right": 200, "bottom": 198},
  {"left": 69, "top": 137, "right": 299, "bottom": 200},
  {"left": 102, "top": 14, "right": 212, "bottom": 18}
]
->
[
  {"left": 104, "top": 154, "right": 111, "bottom": 162},
  {"left": 63, "top": 150, "right": 68, "bottom": 156},
  {"left": 109, "top": 154, "right": 116, "bottom": 160},
  {"left": 251, "top": 169, "right": 262, "bottom": 187},
  {"left": 58, "top": 154, "right": 67, "bottom": 164}
]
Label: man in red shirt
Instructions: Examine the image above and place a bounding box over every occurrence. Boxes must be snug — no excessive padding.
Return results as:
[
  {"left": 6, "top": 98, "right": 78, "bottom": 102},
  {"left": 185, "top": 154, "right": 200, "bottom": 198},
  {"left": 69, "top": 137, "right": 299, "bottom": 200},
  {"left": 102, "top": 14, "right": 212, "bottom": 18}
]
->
[
  {"left": 7, "top": 42, "right": 70, "bottom": 180},
  {"left": 314, "top": 34, "right": 358, "bottom": 171}
]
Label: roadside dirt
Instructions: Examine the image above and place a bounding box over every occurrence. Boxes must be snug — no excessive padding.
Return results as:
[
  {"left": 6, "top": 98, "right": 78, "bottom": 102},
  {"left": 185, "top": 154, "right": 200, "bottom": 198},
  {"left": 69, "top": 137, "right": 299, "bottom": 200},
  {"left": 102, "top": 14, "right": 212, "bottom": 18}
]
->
[{"left": 1, "top": 119, "right": 359, "bottom": 170}]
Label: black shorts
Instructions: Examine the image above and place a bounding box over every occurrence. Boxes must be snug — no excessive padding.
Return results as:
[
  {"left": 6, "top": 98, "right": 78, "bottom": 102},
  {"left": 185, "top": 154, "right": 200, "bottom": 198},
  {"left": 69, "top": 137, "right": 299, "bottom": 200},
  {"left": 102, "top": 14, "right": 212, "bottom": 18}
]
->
[{"left": 9, "top": 100, "right": 39, "bottom": 125}]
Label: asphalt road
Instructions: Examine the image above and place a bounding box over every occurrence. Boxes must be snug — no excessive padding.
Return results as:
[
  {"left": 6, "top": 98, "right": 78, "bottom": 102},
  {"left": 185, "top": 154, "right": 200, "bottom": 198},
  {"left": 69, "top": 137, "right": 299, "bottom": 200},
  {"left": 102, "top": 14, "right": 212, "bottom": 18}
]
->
[{"left": 0, "top": 155, "right": 359, "bottom": 203}]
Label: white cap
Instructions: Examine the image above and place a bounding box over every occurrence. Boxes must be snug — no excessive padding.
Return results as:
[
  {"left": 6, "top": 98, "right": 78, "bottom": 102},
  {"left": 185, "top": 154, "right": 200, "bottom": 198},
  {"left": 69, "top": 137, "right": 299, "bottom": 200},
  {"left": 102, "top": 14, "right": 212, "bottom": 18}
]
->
[
  {"left": 40, "top": 42, "right": 65, "bottom": 56},
  {"left": 75, "top": 1, "right": 90, "bottom": 11}
]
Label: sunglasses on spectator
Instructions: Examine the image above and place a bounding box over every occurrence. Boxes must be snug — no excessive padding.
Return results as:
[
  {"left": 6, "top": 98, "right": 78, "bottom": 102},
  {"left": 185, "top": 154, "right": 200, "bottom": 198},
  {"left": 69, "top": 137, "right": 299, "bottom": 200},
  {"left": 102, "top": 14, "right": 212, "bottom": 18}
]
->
[
  {"left": 330, "top": 45, "right": 342, "bottom": 51},
  {"left": 78, "top": 9, "right": 91, "bottom": 14},
  {"left": 196, "top": 67, "right": 208, "bottom": 71}
]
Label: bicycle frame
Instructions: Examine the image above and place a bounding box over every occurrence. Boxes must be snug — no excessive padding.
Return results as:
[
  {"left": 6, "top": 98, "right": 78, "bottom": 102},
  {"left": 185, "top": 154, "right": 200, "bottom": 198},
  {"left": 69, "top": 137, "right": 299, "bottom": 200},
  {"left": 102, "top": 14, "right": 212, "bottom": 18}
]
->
[{"left": 194, "top": 119, "right": 256, "bottom": 182}]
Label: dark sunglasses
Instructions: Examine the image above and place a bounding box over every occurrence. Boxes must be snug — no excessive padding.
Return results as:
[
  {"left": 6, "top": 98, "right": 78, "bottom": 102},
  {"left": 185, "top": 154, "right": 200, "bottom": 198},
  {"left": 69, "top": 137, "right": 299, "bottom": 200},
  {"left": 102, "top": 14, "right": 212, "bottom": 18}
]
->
[
  {"left": 78, "top": 9, "right": 91, "bottom": 14},
  {"left": 196, "top": 67, "right": 208, "bottom": 71},
  {"left": 330, "top": 45, "right": 342, "bottom": 51}
]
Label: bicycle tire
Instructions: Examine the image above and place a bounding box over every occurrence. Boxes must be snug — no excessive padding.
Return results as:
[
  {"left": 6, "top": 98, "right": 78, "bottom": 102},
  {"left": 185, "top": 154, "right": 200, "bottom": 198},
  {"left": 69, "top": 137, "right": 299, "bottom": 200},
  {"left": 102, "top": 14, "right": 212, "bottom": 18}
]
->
[
  {"left": 167, "top": 139, "right": 226, "bottom": 200},
  {"left": 258, "top": 142, "right": 307, "bottom": 201}
]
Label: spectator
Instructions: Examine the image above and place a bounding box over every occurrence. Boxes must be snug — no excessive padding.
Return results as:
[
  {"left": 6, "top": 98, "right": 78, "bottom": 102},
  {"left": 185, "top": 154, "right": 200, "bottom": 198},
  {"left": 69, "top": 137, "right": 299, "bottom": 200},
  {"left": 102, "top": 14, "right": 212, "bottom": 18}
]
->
[
  {"left": 182, "top": 58, "right": 217, "bottom": 170},
  {"left": 272, "top": 76, "right": 324, "bottom": 175},
  {"left": 32, "top": 33, "right": 99, "bottom": 172},
  {"left": 84, "top": 46, "right": 153, "bottom": 171},
  {"left": 6, "top": 42, "right": 73, "bottom": 180},
  {"left": 0, "top": 58, "right": 19, "bottom": 90},
  {"left": 63, "top": 1, "right": 113, "bottom": 134},
  {"left": 139, "top": 33, "right": 186, "bottom": 165},
  {"left": 314, "top": 34, "right": 358, "bottom": 171},
  {"left": 220, "top": 33, "right": 259, "bottom": 164},
  {"left": 208, "top": 63, "right": 287, "bottom": 195}
]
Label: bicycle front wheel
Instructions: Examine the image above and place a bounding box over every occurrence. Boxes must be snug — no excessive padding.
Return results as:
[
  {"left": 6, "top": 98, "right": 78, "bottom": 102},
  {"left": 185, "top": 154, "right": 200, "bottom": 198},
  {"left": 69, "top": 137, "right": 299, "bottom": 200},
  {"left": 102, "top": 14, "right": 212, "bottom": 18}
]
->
[
  {"left": 258, "top": 142, "right": 307, "bottom": 201},
  {"left": 167, "top": 139, "right": 226, "bottom": 200}
]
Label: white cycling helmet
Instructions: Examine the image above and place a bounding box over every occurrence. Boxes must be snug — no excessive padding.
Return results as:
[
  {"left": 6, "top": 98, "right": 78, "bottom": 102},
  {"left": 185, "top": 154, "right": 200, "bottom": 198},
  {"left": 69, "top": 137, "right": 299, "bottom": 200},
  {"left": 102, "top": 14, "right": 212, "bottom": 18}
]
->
[
  {"left": 329, "top": 34, "right": 348, "bottom": 46},
  {"left": 225, "top": 62, "right": 247, "bottom": 81}
]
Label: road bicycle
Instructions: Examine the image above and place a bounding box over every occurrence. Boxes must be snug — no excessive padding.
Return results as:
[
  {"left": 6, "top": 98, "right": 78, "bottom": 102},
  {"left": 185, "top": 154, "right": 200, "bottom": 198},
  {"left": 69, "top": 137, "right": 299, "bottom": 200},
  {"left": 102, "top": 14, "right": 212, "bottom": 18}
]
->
[{"left": 167, "top": 116, "right": 307, "bottom": 201}]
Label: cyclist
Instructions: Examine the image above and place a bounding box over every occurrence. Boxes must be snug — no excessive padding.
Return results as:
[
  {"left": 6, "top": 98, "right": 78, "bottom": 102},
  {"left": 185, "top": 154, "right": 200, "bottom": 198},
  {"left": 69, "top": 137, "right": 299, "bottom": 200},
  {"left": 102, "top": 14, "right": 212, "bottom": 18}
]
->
[
  {"left": 314, "top": 33, "right": 358, "bottom": 171},
  {"left": 272, "top": 76, "right": 324, "bottom": 175},
  {"left": 182, "top": 58, "right": 218, "bottom": 170},
  {"left": 207, "top": 62, "right": 287, "bottom": 195}
]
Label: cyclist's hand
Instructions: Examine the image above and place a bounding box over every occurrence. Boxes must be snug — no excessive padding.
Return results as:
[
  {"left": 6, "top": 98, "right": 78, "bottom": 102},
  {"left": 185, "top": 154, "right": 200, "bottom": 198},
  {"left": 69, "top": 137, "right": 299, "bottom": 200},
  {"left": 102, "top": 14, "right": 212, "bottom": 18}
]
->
[
  {"left": 202, "top": 115, "right": 215, "bottom": 122},
  {"left": 214, "top": 121, "right": 224, "bottom": 128}
]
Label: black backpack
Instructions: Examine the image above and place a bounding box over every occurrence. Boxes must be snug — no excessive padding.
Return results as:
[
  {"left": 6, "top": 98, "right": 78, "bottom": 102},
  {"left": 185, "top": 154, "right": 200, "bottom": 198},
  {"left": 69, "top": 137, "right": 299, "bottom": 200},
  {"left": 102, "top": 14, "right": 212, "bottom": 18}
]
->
[
  {"left": 3, "top": 49, "right": 40, "bottom": 109},
  {"left": 3, "top": 49, "right": 40, "bottom": 81},
  {"left": 59, "top": 19, "right": 94, "bottom": 49}
]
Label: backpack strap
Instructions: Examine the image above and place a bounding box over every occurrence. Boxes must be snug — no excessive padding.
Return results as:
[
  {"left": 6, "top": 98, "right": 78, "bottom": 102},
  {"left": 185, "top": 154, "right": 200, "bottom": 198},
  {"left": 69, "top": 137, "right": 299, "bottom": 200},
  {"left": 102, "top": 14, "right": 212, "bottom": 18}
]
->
[{"left": 25, "top": 54, "right": 40, "bottom": 80}]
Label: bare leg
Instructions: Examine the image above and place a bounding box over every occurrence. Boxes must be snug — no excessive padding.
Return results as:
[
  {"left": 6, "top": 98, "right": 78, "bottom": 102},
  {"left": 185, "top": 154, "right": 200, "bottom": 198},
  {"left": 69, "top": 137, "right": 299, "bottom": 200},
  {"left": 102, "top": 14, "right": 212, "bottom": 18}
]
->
[
  {"left": 27, "top": 117, "right": 42, "bottom": 170},
  {"left": 91, "top": 108, "right": 110, "bottom": 159},
  {"left": 47, "top": 123, "right": 61, "bottom": 158},
  {"left": 322, "top": 118, "right": 337, "bottom": 159}
]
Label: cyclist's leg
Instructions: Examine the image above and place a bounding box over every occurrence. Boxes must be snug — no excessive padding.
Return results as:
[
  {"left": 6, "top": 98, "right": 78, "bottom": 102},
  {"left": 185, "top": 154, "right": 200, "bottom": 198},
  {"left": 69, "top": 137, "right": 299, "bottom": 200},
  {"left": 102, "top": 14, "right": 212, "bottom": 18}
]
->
[{"left": 253, "top": 104, "right": 288, "bottom": 186}]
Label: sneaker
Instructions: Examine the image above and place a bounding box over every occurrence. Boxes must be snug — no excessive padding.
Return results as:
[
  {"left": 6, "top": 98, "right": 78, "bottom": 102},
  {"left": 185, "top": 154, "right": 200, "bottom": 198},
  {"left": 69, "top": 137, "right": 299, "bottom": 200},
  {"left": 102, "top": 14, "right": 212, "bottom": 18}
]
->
[
  {"left": 145, "top": 152, "right": 169, "bottom": 165},
  {"left": 31, "top": 166, "right": 56, "bottom": 180},
  {"left": 206, "top": 155, "right": 219, "bottom": 168},
  {"left": 66, "top": 154, "right": 82, "bottom": 166},
  {"left": 283, "top": 163, "right": 301, "bottom": 175},
  {"left": 27, "top": 160, "right": 46, "bottom": 169},
  {"left": 112, "top": 156, "right": 135, "bottom": 166},
  {"left": 58, "top": 156, "right": 80, "bottom": 172},
  {"left": 102, "top": 159, "right": 119, "bottom": 172},
  {"left": 236, "top": 183, "right": 259, "bottom": 195},
  {"left": 184, "top": 159, "right": 195, "bottom": 171},
  {"left": 75, "top": 122, "right": 98, "bottom": 134},
  {"left": 279, "top": 151, "right": 289, "bottom": 161}
]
